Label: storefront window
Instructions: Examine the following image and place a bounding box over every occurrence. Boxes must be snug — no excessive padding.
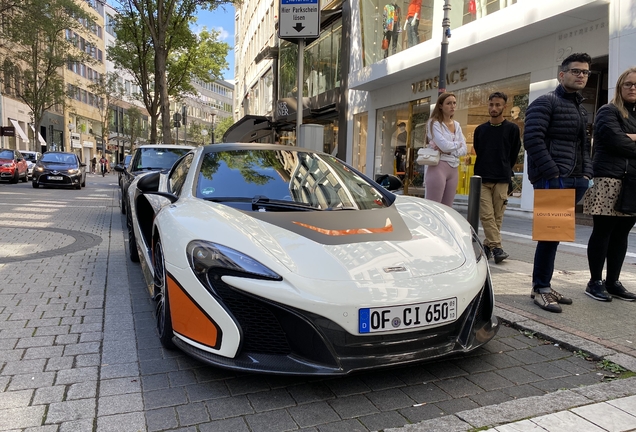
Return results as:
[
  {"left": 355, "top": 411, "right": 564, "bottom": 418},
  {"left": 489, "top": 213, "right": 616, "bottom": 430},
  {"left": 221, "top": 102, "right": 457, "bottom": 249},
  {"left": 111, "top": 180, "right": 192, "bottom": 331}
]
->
[
  {"left": 453, "top": 73, "right": 529, "bottom": 198},
  {"left": 279, "top": 21, "right": 342, "bottom": 99},
  {"left": 352, "top": 112, "right": 369, "bottom": 172},
  {"left": 374, "top": 98, "right": 430, "bottom": 195},
  {"left": 360, "top": 0, "right": 433, "bottom": 66},
  {"left": 449, "top": 0, "right": 517, "bottom": 29}
]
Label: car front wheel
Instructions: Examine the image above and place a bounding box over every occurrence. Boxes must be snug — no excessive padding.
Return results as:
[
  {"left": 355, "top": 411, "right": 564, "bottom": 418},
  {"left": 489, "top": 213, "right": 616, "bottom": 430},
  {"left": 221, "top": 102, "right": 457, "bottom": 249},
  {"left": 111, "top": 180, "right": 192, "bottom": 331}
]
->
[{"left": 154, "top": 240, "right": 175, "bottom": 350}]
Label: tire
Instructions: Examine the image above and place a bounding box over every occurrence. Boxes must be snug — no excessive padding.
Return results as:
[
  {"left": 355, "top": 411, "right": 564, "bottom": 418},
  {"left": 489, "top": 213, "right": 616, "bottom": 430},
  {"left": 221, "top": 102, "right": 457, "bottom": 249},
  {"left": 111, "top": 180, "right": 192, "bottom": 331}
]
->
[
  {"left": 120, "top": 197, "right": 126, "bottom": 214},
  {"left": 10, "top": 171, "right": 18, "bottom": 184},
  {"left": 21, "top": 172, "right": 27, "bottom": 183},
  {"left": 75, "top": 182, "right": 81, "bottom": 190},
  {"left": 32, "top": 181, "right": 39, "bottom": 188},
  {"left": 154, "top": 240, "right": 175, "bottom": 350},
  {"left": 81, "top": 175, "right": 86, "bottom": 187}
]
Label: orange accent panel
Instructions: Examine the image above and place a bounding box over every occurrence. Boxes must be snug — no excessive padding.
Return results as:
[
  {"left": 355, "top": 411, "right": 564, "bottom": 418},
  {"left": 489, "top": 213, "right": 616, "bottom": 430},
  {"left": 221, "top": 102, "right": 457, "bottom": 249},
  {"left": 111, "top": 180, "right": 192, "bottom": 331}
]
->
[
  {"left": 292, "top": 217, "right": 393, "bottom": 236},
  {"left": 167, "top": 275, "right": 221, "bottom": 349}
]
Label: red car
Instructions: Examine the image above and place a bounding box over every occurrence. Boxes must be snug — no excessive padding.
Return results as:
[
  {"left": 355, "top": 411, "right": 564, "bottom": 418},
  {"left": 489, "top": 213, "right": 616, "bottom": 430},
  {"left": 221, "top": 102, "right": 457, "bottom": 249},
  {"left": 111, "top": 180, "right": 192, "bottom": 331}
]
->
[{"left": 0, "top": 149, "right": 28, "bottom": 183}]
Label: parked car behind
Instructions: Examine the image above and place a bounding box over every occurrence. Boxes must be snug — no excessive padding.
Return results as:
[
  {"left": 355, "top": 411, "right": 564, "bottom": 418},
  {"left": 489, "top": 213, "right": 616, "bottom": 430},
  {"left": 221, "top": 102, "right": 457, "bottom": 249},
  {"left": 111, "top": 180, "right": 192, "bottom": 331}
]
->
[
  {"left": 116, "top": 154, "right": 133, "bottom": 188},
  {"left": 20, "top": 151, "right": 42, "bottom": 180},
  {"left": 32, "top": 152, "right": 87, "bottom": 189},
  {"left": 115, "top": 144, "right": 193, "bottom": 218},
  {"left": 0, "top": 149, "right": 28, "bottom": 183}
]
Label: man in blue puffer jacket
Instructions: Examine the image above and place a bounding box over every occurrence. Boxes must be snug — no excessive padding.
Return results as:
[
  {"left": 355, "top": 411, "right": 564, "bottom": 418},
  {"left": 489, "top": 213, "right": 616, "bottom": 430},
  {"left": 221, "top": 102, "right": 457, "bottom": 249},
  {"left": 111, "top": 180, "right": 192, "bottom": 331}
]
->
[{"left": 525, "top": 53, "right": 594, "bottom": 313}]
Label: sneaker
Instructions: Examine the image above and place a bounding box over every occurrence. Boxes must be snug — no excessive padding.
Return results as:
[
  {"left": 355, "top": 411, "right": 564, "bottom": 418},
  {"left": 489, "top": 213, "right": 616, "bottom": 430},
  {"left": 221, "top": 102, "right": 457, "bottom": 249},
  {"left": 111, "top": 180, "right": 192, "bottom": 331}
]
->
[
  {"left": 585, "top": 280, "right": 612, "bottom": 302},
  {"left": 483, "top": 245, "right": 492, "bottom": 260},
  {"left": 530, "top": 288, "right": 573, "bottom": 305},
  {"left": 492, "top": 248, "right": 509, "bottom": 264},
  {"left": 606, "top": 281, "right": 636, "bottom": 301},
  {"left": 533, "top": 291, "right": 562, "bottom": 313}
]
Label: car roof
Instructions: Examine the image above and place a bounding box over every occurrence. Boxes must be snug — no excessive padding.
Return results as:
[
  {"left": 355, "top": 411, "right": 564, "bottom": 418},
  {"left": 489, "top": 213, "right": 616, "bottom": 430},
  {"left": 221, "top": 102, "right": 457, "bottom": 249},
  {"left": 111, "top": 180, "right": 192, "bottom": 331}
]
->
[
  {"left": 200, "top": 143, "right": 327, "bottom": 155},
  {"left": 137, "top": 144, "right": 195, "bottom": 150}
]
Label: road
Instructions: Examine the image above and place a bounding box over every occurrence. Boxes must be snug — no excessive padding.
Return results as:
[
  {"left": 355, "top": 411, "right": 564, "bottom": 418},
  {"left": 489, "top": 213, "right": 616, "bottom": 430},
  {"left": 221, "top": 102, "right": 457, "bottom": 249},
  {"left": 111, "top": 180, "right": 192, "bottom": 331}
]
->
[{"left": 0, "top": 174, "right": 633, "bottom": 432}]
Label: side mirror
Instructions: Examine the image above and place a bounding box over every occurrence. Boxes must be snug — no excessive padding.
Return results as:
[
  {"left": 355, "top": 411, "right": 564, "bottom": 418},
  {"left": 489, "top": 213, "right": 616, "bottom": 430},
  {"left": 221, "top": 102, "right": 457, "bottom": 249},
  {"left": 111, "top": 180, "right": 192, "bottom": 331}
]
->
[
  {"left": 114, "top": 165, "right": 125, "bottom": 173},
  {"left": 375, "top": 174, "right": 403, "bottom": 192},
  {"left": 137, "top": 171, "right": 161, "bottom": 192}
]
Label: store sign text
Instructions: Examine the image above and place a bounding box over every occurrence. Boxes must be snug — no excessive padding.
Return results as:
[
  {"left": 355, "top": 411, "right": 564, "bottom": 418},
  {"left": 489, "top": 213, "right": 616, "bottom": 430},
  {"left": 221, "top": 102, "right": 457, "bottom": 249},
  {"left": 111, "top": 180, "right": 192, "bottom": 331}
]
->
[{"left": 412, "top": 68, "right": 468, "bottom": 94}]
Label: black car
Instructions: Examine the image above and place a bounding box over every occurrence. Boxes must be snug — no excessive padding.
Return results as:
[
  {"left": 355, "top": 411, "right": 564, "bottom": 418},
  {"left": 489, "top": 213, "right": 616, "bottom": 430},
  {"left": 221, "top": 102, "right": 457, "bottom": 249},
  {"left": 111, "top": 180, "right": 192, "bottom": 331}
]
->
[
  {"left": 115, "top": 144, "right": 193, "bottom": 261},
  {"left": 32, "top": 152, "right": 87, "bottom": 189},
  {"left": 116, "top": 154, "right": 133, "bottom": 188},
  {"left": 116, "top": 145, "right": 193, "bottom": 216}
]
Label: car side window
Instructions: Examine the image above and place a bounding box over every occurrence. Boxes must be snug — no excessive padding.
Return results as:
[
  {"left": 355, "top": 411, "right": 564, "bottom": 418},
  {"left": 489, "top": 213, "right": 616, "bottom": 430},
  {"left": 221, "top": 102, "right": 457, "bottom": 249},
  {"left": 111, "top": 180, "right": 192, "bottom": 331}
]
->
[{"left": 168, "top": 154, "right": 194, "bottom": 197}]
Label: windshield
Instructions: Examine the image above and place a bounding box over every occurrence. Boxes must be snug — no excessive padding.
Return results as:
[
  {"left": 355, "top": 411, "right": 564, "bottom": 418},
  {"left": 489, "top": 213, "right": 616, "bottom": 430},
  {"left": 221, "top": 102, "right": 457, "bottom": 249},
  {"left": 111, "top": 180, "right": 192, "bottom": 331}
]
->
[
  {"left": 40, "top": 153, "right": 77, "bottom": 165},
  {"left": 22, "top": 153, "right": 37, "bottom": 162},
  {"left": 136, "top": 148, "right": 190, "bottom": 170},
  {"left": 0, "top": 150, "right": 14, "bottom": 160},
  {"left": 196, "top": 149, "right": 389, "bottom": 210}
]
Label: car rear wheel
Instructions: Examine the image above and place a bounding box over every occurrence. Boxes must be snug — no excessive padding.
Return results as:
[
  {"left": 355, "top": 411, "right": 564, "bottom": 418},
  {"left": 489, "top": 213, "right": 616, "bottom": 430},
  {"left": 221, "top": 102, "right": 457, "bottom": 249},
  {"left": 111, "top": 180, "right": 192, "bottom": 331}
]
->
[
  {"left": 120, "top": 196, "right": 126, "bottom": 215},
  {"left": 128, "top": 225, "right": 140, "bottom": 262},
  {"left": 154, "top": 240, "right": 175, "bottom": 350}
]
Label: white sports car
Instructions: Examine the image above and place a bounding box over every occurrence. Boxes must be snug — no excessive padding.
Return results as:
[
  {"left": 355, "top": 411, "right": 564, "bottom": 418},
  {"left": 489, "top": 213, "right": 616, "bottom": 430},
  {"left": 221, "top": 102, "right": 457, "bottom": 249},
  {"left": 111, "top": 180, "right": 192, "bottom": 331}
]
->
[{"left": 127, "top": 143, "right": 498, "bottom": 375}]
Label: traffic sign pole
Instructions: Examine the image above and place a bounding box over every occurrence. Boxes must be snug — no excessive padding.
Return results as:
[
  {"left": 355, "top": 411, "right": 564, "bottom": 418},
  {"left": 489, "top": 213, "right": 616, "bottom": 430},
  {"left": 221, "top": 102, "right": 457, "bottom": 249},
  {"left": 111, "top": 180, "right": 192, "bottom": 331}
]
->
[{"left": 297, "top": 38, "right": 304, "bottom": 145}]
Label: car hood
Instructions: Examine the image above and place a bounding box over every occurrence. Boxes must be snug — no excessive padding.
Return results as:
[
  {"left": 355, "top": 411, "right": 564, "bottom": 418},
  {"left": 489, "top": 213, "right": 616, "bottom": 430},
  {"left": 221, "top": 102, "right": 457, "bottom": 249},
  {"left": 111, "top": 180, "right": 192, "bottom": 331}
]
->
[
  {"left": 0, "top": 158, "right": 15, "bottom": 164},
  {"left": 172, "top": 196, "right": 468, "bottom": 282}
]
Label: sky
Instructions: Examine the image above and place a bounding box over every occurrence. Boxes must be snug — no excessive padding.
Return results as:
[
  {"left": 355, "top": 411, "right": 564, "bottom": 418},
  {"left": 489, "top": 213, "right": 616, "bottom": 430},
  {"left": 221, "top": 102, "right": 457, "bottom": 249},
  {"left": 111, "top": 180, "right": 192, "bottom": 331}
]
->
[{"left": 194, "top": 6, "right": 236, "bottom": 83}]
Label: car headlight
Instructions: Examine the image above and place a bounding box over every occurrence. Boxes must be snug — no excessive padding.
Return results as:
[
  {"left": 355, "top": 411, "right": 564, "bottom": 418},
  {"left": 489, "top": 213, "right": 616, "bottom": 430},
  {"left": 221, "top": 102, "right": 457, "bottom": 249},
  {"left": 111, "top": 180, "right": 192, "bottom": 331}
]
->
[
  {"left": 36, "top": 166, "right": 44, "bottom": 171},
  {"left": 187, "top": 240, "right": 282, "bottom": 294},
  {"left": 471, "top": 229, "right": 485, "bottom": 263},
  {"left": 67, "top": 169, "right": 78, "bottom": 174}
]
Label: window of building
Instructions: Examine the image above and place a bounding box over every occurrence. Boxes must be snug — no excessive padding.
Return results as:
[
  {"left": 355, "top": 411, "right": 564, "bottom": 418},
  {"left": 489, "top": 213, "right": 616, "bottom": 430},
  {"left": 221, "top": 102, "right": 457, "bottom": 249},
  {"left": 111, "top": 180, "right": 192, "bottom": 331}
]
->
[
  {"left": 449, "top": 0, "right": 516, "bottom": 29},
  {"left": 360, "top": 0, "right": 434, "bottom": 66}
]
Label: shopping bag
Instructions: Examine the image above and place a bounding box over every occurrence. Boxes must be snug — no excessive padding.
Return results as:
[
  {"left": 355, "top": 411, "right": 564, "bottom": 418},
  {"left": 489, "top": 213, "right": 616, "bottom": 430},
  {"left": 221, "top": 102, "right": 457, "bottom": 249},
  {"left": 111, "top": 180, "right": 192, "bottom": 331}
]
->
[
  {"left": 532, "top": 187, "right": 576, "bottom": 242},
  {"left": 382, "top": 38, "right": 389, "bottom": 50}
]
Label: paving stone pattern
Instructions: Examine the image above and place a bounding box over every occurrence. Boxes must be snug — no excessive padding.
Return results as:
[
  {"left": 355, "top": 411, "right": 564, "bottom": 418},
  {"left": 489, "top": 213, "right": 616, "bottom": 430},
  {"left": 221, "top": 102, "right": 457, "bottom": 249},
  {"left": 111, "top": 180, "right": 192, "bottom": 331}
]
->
[{"left": 0, "top": 176, "right": 626, "bottom": 431}]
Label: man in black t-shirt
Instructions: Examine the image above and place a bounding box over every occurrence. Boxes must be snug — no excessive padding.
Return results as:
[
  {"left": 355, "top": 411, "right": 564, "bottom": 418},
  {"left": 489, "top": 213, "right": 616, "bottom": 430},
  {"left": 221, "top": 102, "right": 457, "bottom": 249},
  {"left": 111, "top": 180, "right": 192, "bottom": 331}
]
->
[{"left": 474, "top": 92, "right": 521, "bottom": 264}]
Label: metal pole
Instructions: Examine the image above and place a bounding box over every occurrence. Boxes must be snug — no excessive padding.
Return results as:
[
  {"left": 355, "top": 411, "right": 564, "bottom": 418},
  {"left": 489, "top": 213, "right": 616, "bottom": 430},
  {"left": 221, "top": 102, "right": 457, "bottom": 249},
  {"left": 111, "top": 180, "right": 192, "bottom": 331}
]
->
[
  {"left": 211, "top": 119, "right": 215, "bottom": 144},
  {"left": 438, "top": 0, "right": 451, "bottom": 95},
  {"left": 467, "top": 175, "right": 482, "bottom": 233},
  {"left": 296, "top": 38, "right": 305, "bottom": 146}
]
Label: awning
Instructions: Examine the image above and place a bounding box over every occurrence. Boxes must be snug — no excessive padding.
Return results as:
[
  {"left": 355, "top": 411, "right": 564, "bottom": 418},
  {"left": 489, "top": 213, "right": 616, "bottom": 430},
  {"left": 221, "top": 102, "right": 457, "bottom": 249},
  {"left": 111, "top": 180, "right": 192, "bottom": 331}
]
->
[
  {"left": 30, "top": 125, "right": 47, "bottom": 146},
  {"left": 9, "top": 119, "right": 28, "bottom": 143},
  {"left": 223, "top": 115, "right": 274, "bottom": 143}
]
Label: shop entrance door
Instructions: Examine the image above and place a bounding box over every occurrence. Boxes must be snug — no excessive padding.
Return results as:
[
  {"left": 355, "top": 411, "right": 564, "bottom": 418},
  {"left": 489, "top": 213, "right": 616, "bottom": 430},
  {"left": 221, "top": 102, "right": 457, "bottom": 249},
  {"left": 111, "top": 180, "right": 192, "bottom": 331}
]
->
[{"left": 403, "top": 98, "right": 430, "bottom": 196}]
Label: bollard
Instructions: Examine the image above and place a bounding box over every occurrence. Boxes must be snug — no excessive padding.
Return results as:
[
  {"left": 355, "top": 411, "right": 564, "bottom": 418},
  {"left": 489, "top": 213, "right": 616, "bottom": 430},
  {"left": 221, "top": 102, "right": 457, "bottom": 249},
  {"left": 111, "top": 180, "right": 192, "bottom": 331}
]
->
[{"left": 467, "top": 175, "right": 482, "bottom": 233}]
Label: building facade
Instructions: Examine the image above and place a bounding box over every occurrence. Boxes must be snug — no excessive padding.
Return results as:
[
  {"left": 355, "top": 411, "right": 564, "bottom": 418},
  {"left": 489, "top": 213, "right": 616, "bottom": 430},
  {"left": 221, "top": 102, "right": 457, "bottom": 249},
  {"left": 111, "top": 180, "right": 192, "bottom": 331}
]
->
[{"left": 347, "top": 0, "right": 635, "bottom": 210}]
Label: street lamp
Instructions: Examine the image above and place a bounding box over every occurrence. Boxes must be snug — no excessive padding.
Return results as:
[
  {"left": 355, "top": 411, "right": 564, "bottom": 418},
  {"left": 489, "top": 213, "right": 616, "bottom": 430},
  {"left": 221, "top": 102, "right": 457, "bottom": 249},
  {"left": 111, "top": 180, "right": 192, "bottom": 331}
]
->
[
  {"left": 210, "top": 109, "right": 218, "bottom": 144},
  {"left": 67, "top": 122, "right": 75, "bottom": 153},
  {"left": 201, "top": 129, "right": 208, "bottom": 146}
]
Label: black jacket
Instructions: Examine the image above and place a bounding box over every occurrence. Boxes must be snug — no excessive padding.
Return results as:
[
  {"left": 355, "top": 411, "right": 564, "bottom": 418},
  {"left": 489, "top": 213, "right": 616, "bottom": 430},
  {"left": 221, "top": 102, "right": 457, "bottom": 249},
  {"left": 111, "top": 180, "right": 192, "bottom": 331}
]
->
[
  {"left": 524, "top": 85, "right": 593, "bottom": 184},
  {"left": 593, "top": 102, "right": 636, "bottom": 214},
  {"left": 592, "top": 102, "right": 636, "bottom": 178}
]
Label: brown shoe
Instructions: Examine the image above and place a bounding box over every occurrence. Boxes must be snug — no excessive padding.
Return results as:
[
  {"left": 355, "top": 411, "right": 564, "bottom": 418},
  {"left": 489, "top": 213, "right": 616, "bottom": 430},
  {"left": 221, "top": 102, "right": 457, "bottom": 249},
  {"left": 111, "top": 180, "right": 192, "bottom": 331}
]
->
[
  {"left": 530, "top": 288, "right": 572, "bottom": 305},
  {"left": 532, "top": 291, "right": 562, "bottom": 313}
]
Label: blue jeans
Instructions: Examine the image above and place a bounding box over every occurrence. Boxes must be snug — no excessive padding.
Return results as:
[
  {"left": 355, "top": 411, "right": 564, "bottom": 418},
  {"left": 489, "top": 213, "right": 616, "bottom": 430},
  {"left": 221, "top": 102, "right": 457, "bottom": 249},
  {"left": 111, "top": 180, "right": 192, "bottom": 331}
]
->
[
  {"left": 532, "top": 177, "right": 589, "bottom": 291},
  {"left": 406, "top": 17, "right": 419, "bottom": 47}
]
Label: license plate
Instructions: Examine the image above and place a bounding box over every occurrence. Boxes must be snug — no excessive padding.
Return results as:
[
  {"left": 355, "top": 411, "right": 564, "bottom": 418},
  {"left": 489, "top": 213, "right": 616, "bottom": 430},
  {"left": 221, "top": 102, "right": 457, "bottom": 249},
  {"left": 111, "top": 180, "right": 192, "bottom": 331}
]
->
[
  {"left": 359, "top": 297, "right": 457, "bottom": 333},
  {"left": 48, "top": 176, "right": 63, "bottom": 180}
]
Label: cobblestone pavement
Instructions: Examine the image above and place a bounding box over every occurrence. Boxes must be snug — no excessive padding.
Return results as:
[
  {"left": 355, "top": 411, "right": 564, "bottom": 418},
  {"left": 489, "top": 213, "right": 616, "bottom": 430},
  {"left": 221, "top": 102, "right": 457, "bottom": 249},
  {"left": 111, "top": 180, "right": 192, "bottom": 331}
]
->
[{"left": 0, "top": 175, "right": 634, "bottom": 432}]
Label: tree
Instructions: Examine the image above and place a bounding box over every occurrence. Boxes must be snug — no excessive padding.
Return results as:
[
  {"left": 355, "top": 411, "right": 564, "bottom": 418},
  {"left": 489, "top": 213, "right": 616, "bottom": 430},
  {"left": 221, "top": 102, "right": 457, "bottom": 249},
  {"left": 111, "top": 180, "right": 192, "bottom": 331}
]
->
[
  {"left": 0, "top": 0, "right": 96, "bottom": 150},
  {"left": 111, "top": 0, "right": 232, "bottom": 143},
  {"left": 88, "top": 72, "right": 123, "bottom": 156},
  {"left": 213, "top": 115, "right": 233, "bottom": 143},
  {"left": 126, "top": 106, "right": 144, "bottom": 154}
]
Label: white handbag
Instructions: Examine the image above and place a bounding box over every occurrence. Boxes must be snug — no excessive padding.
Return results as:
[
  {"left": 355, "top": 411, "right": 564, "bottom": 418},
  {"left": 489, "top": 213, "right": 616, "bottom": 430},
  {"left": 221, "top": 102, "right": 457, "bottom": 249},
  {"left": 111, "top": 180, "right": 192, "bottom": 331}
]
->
[{"left": 416, "top": 147, "right": 440, "bottom": 166}]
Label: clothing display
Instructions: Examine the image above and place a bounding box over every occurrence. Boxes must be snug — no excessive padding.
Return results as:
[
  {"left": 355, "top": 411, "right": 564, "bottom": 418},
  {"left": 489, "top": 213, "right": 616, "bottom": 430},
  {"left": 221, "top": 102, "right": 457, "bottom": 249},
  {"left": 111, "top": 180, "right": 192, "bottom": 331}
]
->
[
  {"left": 405, "top": 0, "right": 421, "bottom": 47},
  {"left": 383, "top": 3, "right": 401, "bottom": 57}
]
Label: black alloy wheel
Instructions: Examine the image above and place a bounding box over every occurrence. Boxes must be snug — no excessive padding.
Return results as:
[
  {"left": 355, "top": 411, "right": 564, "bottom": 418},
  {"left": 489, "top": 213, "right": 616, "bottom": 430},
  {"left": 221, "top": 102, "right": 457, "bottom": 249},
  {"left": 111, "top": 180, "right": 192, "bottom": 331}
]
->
[{"left": 154, "top": 240, "right": 175, "bottom": 350}]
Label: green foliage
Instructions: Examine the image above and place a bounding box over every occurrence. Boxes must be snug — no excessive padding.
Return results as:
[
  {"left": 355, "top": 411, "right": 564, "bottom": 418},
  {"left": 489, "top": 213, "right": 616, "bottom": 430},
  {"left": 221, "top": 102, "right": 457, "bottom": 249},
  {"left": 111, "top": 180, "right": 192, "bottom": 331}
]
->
[
  {"left": 214, "top": 116, "right": 234, "bottom": 142},
  {"left": 88, "top": 72, "right": 124, "bottom": 150},
  {"left": 0, "top": 0, "right": 96, "bottom": 147},
  {"left": 598, "top": 359, "right": 627, "bottom": 374}
]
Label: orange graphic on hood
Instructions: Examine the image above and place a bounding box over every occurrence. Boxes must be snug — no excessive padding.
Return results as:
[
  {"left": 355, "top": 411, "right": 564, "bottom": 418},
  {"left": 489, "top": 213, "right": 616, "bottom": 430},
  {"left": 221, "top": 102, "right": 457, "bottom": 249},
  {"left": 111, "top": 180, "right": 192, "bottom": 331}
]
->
[{"left": 293, "top": 218, "right": 393, "bottom": 236}]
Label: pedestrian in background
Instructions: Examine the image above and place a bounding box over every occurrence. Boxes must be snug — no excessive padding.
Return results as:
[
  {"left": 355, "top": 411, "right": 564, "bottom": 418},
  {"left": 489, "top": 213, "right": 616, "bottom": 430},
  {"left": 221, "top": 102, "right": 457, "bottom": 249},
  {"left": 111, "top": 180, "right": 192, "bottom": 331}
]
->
[
  {"left": 473, "top": 91, "right": 521, "bottom": 264},
  {"left": 425, "top": 92, "right": 467, "bottom": 207},
  {"left": 91, "top": 156, "right": 96, "bottom": 174},
  {"left": 583, "top": 67, "right": 636, "bottom": 302},
  {"left": 524, "top": 52, "right": 594, "bottom": 313}
]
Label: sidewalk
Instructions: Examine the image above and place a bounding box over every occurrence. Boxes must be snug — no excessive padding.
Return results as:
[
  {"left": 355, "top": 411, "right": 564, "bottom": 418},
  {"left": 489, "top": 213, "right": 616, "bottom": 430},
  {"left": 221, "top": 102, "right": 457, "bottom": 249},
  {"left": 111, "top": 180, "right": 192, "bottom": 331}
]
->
[{"left": 387, "top": 212, "right": 636, "bottom": 431}]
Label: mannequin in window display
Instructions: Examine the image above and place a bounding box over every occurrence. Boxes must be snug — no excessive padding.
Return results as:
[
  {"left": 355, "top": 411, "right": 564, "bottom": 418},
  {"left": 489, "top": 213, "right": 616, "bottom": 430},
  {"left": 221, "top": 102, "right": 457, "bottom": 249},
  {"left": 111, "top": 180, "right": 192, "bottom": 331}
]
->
[
  {"left": 468, "top": 0, "right": 488, "bottom": 19},
  {"left": 392, "top": 122, "right": 408, "bottom": 174},
  {"left": 510, "top": 106, "right": 524, "bottom": 136},
  {"left": 383, "top": 2, "right": 401, "bottom": 58},
  {"left": 404, "top": 0, "right": 421, "bottom": 48}
]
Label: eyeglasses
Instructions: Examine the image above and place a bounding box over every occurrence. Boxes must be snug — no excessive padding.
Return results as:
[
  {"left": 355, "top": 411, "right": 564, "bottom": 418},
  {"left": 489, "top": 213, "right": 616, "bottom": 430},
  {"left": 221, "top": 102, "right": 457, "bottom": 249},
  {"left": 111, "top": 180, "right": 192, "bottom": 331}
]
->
[
  {"left": 622, "top": 82, "right": 636, "bottom": 89},
  {"left": 566, "top": 69, "right": 592, "bottom": 77}
]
